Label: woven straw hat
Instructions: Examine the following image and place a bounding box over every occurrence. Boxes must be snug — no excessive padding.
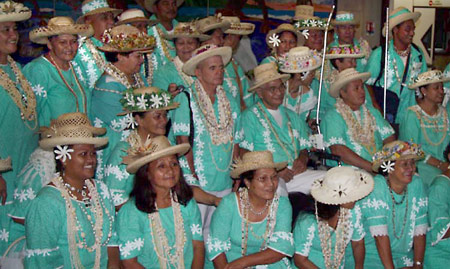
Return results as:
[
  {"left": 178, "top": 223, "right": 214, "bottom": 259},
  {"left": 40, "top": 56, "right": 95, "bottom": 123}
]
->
[
  {"left": 29, "top": 17, "right": 93, "bottom": 45},
  {"left": 39, "top": 112, "right": 108, "bottom": 151},
  {"left": 124, "top": 135, "right": 190, "bottom": 174},
  {"left": 325, "top": 44, "right": 365, "bottom": 59},
  {"left": 293, "top": 5, "right": 314, "bottom": 21},
  {"left": 196, "top": 14, "right": 231, "bottom": 34},
  {"left": 293, "top": 6, "right": 327, "bottom": 31},
  {"left": 331, "top": 11, "right": 359, "bottom": 26},
  {"left": 0, "top": 1, "right": 31, "bottom": 23},
  {"left": 77, "top": 0, "right": 121, "bottom": 24},
  {"left": 311, "top": 166, "right": 374, "bottom": 205},
  {"left": 249, "top": 62, "right": 290, "bottom": 92},
  {"left": 222, "top": 16, "right": 255, "bottom": 35},
  {"left": 144, "top": 0, "right": 184, "bottom": 13},
  {"left": 118, "top": 86, "right": 179, "bottom": 116},
  {"left": 182, "top": 44, "right": 232, "bottom": 76},
  {"left": 328, "top": 68, "right": 370, "bottom": 98},
  {"left": 163, "top": 22, "right": 210, "bottom": 41},
  {"left": 408, "top": 70, "right": 450, "bottom": 90},
  {"left": 116, "top": 8, "right": 158, "bottom": 27},
  {"left": 98, "top": 25, "right": 156, "bottom": 53},
  {"left": 266, "top": 23, "right": 305, "bottom": 49},
  {"left": 279, "top": 46, "right": 321, "bottom": 73},
  {"left": 0, "top": 157, "right": 11, "bottom": 172},
  {"left": 372, "top": 140, "right": 425, "bottom": 172},
  {"left": 230, "top": 151, "right": 287, "bottom": 178},
  {"left": 382, "top": 7, "right": 421, "bottom": 37}
]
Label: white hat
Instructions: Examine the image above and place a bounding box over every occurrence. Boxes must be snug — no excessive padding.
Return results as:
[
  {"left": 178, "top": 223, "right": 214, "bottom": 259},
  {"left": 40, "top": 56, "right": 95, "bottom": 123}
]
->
[
  {"left": 196, "top": 13, "right": 231, "bottom": 34},
  {"left": 222, "top": 16, "right": 255, "bottom": 35},
  {"left": 328, "top": 68, "right": 370, "bottom": 98},
  {"left": 230, "top": 151, "right": 287, "bottom": 178},
  {"left": 116, "top": 8, "right": 158, "bottom": 27},
  {"left": 182, "top": 44, "right": 232, "bottom": 76},
  {"left": 331, "top": 11, "right": 359, "bottom": 26},
  {"left": 382, "top": 7, "right": 421, "bottom": 37},
  {"left": 372, "top": 140, "right": 425, "bottom": 172},
  {"left": 409, "top": 70, "right": 450, "bottom": 90},
  {"left": 77, "top": 0, "right": 121, "bottom": 24},
  {"left": 279, "top": 46, "right": 321, "bottom": 73},
  {"left": 0, "top": 1, "right": 31, "bottom": 23}
]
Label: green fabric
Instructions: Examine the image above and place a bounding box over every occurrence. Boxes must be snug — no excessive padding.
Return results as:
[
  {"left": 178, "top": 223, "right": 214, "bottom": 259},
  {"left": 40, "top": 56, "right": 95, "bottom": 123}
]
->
[
  {"left": 360, "top": 175, "right": 428, "bottom": 268},
  {"left": 424, "top": 175, "right": 450, "bottom": 267},
  {"left": 328, "top": 38, "right": 368, "bottom": 73},
  {"left": 23, "top": 56, "right": 90, "bottom": 127},
  {"left": 365, "top": 40, "right": 427, "bottom": 123},
  {"left": 444, "top": 63, "right": 449, "bottom": 93},
  {"left": 224, "top": 58, "right": 256, "bottom": 108},
  {"left": 116, "top": 198, "right": 203, "bottom": 268},
  {"left": 25, "top": 180, "right": 117, "bottom": 268},
  {"left": 292, "top": 205, "right": 365, "bottom": 268},
  {"left": 72, "top": 37, "right": 106, "bottom": 91},
  {"left": 239, "top": 102, "right": 310, "bottom": 167},
  {"left": 285, "top": 79, "right": 319, "bottom": 123},
  {"left": 207, "top": 193, "right": 293, "bottom": 267},
  {"left": 260, "top": 56, "right": 276, "bottom": 65},
  {"left": 104, "top": 141, "right": 131, "bottom": 206},
  {"left": 152, "top": 58, "right": 195, "bottom": 91},
  {"left": 147, "top": 15, "right": 178, "bottom": 71}
]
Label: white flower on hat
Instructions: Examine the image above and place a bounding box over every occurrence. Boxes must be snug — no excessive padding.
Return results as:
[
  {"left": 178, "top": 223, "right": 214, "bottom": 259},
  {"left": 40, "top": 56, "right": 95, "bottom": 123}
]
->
[
  {"left": 380, "top": 160, "right": 395, "bottom": 173},
  {"left": 268, "top": 33, "right": 281, "bottom": 47},
  {"left": 54, "top": 145, "right": 74, "bottom": 162},
  {"left": 125, "top": 113, "right": 138, "bottom": 129},
  {"left": 301, "top": 29, "right": 309, "bottom": 39},
  {"left": 137, "top": 94, "right": 147, "bottom": 110},
  {"left": 149, "top": 94, "right": 163, "bottom": 109}
]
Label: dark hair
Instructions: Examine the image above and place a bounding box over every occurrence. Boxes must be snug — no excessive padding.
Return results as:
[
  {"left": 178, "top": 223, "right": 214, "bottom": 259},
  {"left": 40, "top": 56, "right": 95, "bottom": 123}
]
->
[
  {"left": 377, "top": 160, "right": 395, "bottom": 176},
  {"left": 279, "top": 30, "right": 297, "bottom": 42},
  {"left": 132, "top": 111, "right": 146, "bottom": 118},
  {"left": 130, "top": 163, "right": 193, "bottom": 214},
  {"left": 330, "top": 59, "right": 339, "bottom": 70},
  {"left": 104, "top": 51, "right": 132, "bottom": 63},
  {"left": 238, "top": 170, "right": 255, "bottom": 188},
  {"left": 174, "top": 37, "right": 200, "bottom": 45},
  {"left": 300, "top": 196, "right": 339, "bottom": 220},
  {"left": 444, "top": 143, "right": 450, "bottom": 162},
  {"left": 53, "top": 145, "right": 73, "bottom": 174}
]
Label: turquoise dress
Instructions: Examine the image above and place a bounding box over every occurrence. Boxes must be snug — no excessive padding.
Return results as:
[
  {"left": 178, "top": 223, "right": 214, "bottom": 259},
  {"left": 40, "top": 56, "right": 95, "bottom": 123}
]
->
[
  {"left": 292, "top": 204, "right": 365, "bottom": 268},
  {"left": 25, "top": 180, "right": 117, "bottom": 268},
  {"left": 260, "top": 55, "right": 277, "bottom": 64},
  {"left": 360, "top": 175, "right": 428, "bottom": 268},
  {"left": 399, "top": 105, "right": 450, "bottom": 186},
  {"left": 152, "top": 56, "right": 196, "bottom": 92},
  {"left": 116, "top": 198, "right": 203, "bottom": 268},
  {"left": 327, "top": 38, "right": 371, "bottom": 73},
  {"left": 284, "top": 79, "right": 320, "bottom": 123},
  {"left": 207, "top": 192, "right": 294, "bottom": 267},
  {"left": 224, "top": 58, "right": 255, "bottom": 109},
  {"left": 147, "top": 15, "right": 178, "bottom": 71},
  {"left": 424, "top": 175, "right": 450, "bottom": 268},
  {"left": 24, "top": 56, "right": 90, "bottom": 126}
]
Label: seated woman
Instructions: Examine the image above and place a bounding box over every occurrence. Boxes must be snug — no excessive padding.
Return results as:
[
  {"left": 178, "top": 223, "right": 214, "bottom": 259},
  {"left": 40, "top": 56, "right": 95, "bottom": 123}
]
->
[
  {"left": 261, "top": 24, "right": 305, "bottom": 64},
  {"left": 208, "top": 151, "right": 294, "bottom": 268},
  {"left": 117, "top": 136, "right": 204, "bottom": 268},
  {"left": 361, "top": 140, "right": 428, "bottom": 268},
  {"left": 25, "top": 112, "right": 118, "bottom": 268},
  {"left": 400, "top": 70, "right": 450, "bottom": 186},
  {"left": 104, "top": 86, "right": 178, "bottom": 209},
  {"left": 293, "top": 166, "right": 374, "bottom": 268}
]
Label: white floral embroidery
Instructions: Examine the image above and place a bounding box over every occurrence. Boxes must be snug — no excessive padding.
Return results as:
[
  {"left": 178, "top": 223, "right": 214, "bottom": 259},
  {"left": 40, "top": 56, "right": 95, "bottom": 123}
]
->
[
  {"left": 366, "top": 77, "right": 376, "bottom": 85},
  {"left": 104, "top": 164, "right": 129, "bottom": 182},
  {"left": 119, "top": 238, "right": 145, "bottom": 257},
  {"left": 378, "top": 126, "right": 394, "bottom": 137},
  {"left": 269, "top": 231, "right": 294, "bottom": 245},
  {"left": 31, "top": 83, "right": 46, "bottom": 97},
  {"left": 401, "top": 256, "right": 413, "bottom": 267},
  {"left": 0, "top": 229, "right": 8, "bottom": 242},
  {"left": 172, "top": 122, "right": 190, "bottom": 134},
  {"left": 325, "top": 136, "right": 346, "bottom": 147},
  {"left": 25, "top": 247, "right": 59, "bottom": 257},
  {"left": 432, "top": 222, "right": 450, "bottom": 246},
  {"left": 98, "top": 181, "right": 111, "bottom": 200},
  {"left": 369, "top": 225, "right": 388, "bottom": 237},
  {"left": 253, "top": 107, "right": 275, "bottom": 152},
  {"left": 110, "top": 190, "right": 126, "bottom": 206},
  {"left": 362, "top": 198, "right": 389, "bottom": 210},
  {"left": 300, "top": 225, "right": 315, "bottom": 255},
  {"left": 13, "top": 188, "right": 36, "bottom": 202},
  {"left": 206, "top": 237, "right": 231, "bottom": 253},
  {"left": 190, "top": 224, "right": 202, "bottom": 235},
  {"left": 353, "top": 205, "right": 365, "bottom": 238},
  {"left": 240, "top": 140, "right": 254, "bottom": 151}
]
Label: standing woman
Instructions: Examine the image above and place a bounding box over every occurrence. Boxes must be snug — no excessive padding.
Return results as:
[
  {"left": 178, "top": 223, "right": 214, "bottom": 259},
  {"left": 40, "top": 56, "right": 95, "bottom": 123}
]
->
[
  {"left": 117, "top": 136, "right": 204, "bottom": 268},
  {"left": 207, "top": 151, "right": 294, "bottom": 268},
  {"left": 400, "top": 70, "right": 450, "bottom": 186},
  {"left": 25, "top": 112, "right": 119, "bottom": 268},
  {"left": 261, "top": 24, "right": 304, "bottom": 64},
  {"left": 361, "top": 140, "right": 428, "bottom": 268},
  {"left": 293, "top": 166, "right": 373, "bottom": 268}
]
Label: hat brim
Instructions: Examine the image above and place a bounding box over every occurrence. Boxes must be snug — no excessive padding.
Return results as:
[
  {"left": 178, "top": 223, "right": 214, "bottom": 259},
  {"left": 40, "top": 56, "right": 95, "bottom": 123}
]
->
[
  {"left": 116, "top": 18, "right": 158, "bottom": 27},
  {"left": 329, "top": 72, "right": 370, "bottom": 98},
  {"left": 30, "top": 25, "right": 94, "bottom": 45},
  {"left": 249, "top": 74, "right": 291, "bottom": 92},
  {"left": 39, "top": 137, "right": 108, "bottom": 151},
  {"left": 145, "top": 0, "right": 184, "bottom": 13},
  {"left": 182, "top": 46, "right": 232, "bottom": 76},
  {"left": 382, "top": 12, "right": 421, "bottom": 37},
  {"left": 372, "top": 154, "right": 423, "bottom": 172},
  {"left": 280, "top": 55, "right": 322, "bottom": 74},
  {"left": 266, "top": 28, "right": 305, "bottom": 49},
  {"left": 0, "top": 157, "right": 12, "bottom": 172},
  {"left": 76, "top": 7, "right": 122, "bottom": 24},
  {"left": 408, "top": 77, "right": 450, "bottom": 90},
  {"left": 230, "top": 161, "right": 287, "bottom": 178},
  {"left": 325, "top": 53, "right": 364, "bottom": 60},
  {"left": 199, "top": 21, "right": 231, "bottom": 34},
  {"left": 126, "top": 143, "right": 190, "bottom": 174},
  {"left": 117, "top": 102, "right": 180, "bottom": 116},
  {"left": 163, "top": 33, "right": 211, "bottom": 42},
  {"left": 224, "top": 23, "right": 255, "bottom": 35},
  {"left": 97, "top": 45, "right": 154, "bottom": 53},
  {"left": 0, "top": 11, "right": 31, "bottom": 23}
]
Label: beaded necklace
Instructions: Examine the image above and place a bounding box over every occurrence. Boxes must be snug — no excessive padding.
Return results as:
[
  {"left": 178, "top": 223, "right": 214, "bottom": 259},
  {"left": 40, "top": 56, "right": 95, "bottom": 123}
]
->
[
  {"left": 144, "top": 53, "right": 155, "bottom": 86},
  {"left": 387, "top": 179, "right": 409, "bottom": 240},
  {"left": 173, "top": 56, "right": 194, "bottom": 87},
  {"left": 411, "top": 105, "right": 448, "bottom": 146},
  {"left": 84, "top": 38, "right": 107, "bottom": 71},
  {"left": 154, "top": 26, "right": 174, "bottom": 62},
  {"left": 103, "top": 63, "right": 145, "bottom": 89}
]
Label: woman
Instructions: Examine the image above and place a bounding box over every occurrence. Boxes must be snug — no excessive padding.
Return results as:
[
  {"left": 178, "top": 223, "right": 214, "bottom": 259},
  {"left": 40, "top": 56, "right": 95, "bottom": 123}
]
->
[
  {"left": 25, "top": 112, "right": 119, "bottom": 268},
  {"left": 293, "top": 166, "right": 373, "bottom": 268},
  {"left": 360, "top": 140, "right": 428, "bottom": 268},
  {"left": 292, "top": 5, "right": 326, "bottom": 52},
  {"left": 400, "top": 70, "right": 450, "bottom": 186},
  {"left": 261, "top": 23, "right": 304, "bottom": 64},
  {"left": 104, "top": 86, "right": 178, "bottom": 209},
  {"left": 207, "top": 151, "right": 294, "bottom": 268},
  {"left": 117, "top": 136, "right": 204, "bottom": 268}
]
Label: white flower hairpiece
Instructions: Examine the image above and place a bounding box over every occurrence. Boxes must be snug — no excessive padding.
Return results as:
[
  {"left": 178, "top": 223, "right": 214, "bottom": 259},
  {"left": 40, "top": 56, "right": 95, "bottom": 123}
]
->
[
  {"left": 380, "top": 160, "right": 395, "bottom": 173},
  {"left": 54, "top": 145, "right": 74, "bottom": 162},
  {"left": 302, "top": 29, "right": 309, "bottom": 39},
  {"left": 268, "top": 33, "right": 281, "bottom": 47}
]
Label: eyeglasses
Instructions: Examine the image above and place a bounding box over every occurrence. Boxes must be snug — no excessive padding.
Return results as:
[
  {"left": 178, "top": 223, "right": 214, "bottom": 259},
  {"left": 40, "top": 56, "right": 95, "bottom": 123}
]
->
[{"left": 254, "top": 175, "right": 279, "bottom": 184}]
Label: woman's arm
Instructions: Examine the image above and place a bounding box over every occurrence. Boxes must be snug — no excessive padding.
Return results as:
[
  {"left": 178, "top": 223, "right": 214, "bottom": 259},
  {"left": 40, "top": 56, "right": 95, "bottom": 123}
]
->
[
  {"left": 293, "top": 254, "right": 319, "bottom": 269},
  {"left": 192, "top": 186, "right": 221, "bottom": 206},
  {"left": 212, "top": 253, "right": 228, "bottom": 269},
  {"left": 107, "top": 246, "right": 121, "bottom": 269},
  {"left": 412, "top": 235, "right": 426, "bottom": 268},
  {"left": 122, "top": 257, "right": 145, "bottom": 269},
  {"left": 351, "top": 239, "right": 365, "bottom": 269},
  {"left": 192, "top": 240, "right": 205, "bottom": 269},
  {"left": 225, "top": 248, "right": 285, "bottom": 269},
  {"left": 374, "top": 235, "right": 394, "bottom": 269}
]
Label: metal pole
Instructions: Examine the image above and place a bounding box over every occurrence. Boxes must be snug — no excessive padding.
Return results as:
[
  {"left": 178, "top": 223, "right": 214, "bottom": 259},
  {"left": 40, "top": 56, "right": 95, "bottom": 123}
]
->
[{"left": 383, "top": 7, "right": 389, "bottom": 119}]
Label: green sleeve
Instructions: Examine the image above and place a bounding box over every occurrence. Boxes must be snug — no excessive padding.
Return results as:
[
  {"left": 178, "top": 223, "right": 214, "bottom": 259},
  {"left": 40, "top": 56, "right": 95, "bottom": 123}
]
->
[
  {"left": 207, "top": 193, "right": 234, "bottom": 261},
  {"left": 290, "top": 110, "right": 311, "bottom": 151},
  {"left": 399, "top": 108, "right": 420, "bottom": 144},
  {"left": 360, "top": 177, "right": 389, "bottom": 237},
  {"left": 267, "top": 196, "right": 294, "bottom": 257},
  {"left": 23, "top": 61, "right": 51, "bottom": 127},
  {"left": 104, "top": 143, "right": 132, "bottom": 206},
  {"left": 238, "top": 110, "right": 256, "bottom": 151},
  {"left": 321, "top": 110, "right": 346, "bottom": 147},
  {"left": 186, "top": 199, "right": 203, "bottom": 242},
  {"left": 261, "top": 56, "right": 276, "bottom": 64},
  {"left": 117, "top": 201, "right": 146, "bottom": 260},
  {"left": 364, "top": 47, "right": 382, "bottom": 86},
  {"left": 351, "top": 204, "right": 366, "bottom": 241},
  {"left": 171, "top": 92, "right": 191, "bottom": 137},
  {"left": 427, "top": 177, "right": 450, "bottom": 245},
  {"left": 412, "top": 177, "right": 428, "bottom": 230},
  {"left": 292, "top": 213, "right": 316, "bottom": 256},
  {"left": 370, "top": 107, "right": 395, "bottom": 140}
]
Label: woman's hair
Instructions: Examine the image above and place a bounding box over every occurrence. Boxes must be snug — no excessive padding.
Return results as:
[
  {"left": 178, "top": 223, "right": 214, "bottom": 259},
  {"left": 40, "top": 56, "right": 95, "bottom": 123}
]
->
[
  {"left": 238, "top": 169, "right": 255, "bottom": 188},
  {"left": 301, "top": 195, "right": 340, "bottom": 220},
  {"left": 53, "top": 145, "right": 72, "bottom": 174},
  {"left": 376, "top": 160, "right": 396, "bottom": 176},
  {"left": 444, "top": 143, "right": 450, "bottom": 162},
  {"left": 104, "top": 51, "right": 132, "bottom": 63},
  {"left": 130, "top": 162, "right": 193, "bottom": 214}
]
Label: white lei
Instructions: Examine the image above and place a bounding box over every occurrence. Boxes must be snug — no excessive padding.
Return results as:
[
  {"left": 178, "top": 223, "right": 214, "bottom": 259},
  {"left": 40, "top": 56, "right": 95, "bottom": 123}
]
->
[{"left": 173, "top": 56, "right": 194, "bottom": 87}]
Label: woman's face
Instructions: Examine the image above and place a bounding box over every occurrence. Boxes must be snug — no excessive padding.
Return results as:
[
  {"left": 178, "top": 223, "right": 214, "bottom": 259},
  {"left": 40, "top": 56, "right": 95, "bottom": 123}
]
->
[
  {"left": 421, "top": 82, "right": 444, "bottom": 105},
  {"left": 389, "top": 159, "right": 416, "bottom": 186},
  {"left": 135, "top": 110, "right": 168, "bottom": 137},
  {"left": 118, "top": 51, "right": 144, "bottom": 75},
  {"left": 276, "top": 31, "right": 297, "bottom": 56},
  {"left": 148, "top": 155, "right": 181, "bottom": 191},
  {"left": 245, "top": 168, "right": 279, "bottom": 201},
  {"left": 304, "top": 29, "right": 324, "bottom": 51},
  {"left": 63, "top": 144, "right": 97, "bottom": 181}
]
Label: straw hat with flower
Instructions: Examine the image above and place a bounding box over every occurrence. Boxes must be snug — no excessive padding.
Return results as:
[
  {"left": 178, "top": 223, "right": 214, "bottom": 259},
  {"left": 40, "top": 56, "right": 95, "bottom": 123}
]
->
[
  {"left": 77, "top": 0, "right": 121, "bottom": 24},
  {"left": 196, "top": 13, "right": 231, "bottom": 34},
  {"left": 382, "top": 7, "right": 421, "bottom": 37},
  {"left": 266, "top": 23, "right": 305, "bottom": 50},
  {"left": 123, "top": 135, "right": 190, "bottom": 174},
  {"left": 0, "top": 157, "right": 11, "bottom": 172},
  {"left": 29, "top": 16, "right": 93, "bottom": 45},
  {"left": 144, "top": 0, "right": 184, "bottom": 13},
  {"left": 182, "top": 44, "right": 232, "bottom": 76},
  {"left": 372, "top": 140, "right": 424, "bottom": 172},
  {"left": 292, "top": 5, "right": 327, "bottom": 31},
  {"left": 39, "top": 112, "right": 108, "bottom": 151},
  {"left": 98, "top": 25, "right": 156, "bottom": 53},
  {"left": 163, "top": 22, "right": 210, "bottom": 41},
  {"left": 249, "top": 62, "right": 290, "bottom": 92},
  {"left": 221, "top": 16, "right": 255, "bottom": 36},
  {"left": 325, "top": 44, "right": 365, "bottom": 60},
  {"left": 328, "top": 68, "right": 370, "bottom": 98},
  {"left": 116, "top": 8, "right": 158, "bottom": 27},
  {"left": 230, "top": 151, "right": 287, "bottom": 178},
  {"left": 118, "top": 86, "right": 179, "bottom": 116},
  {"left": 279, "top": 46, "right": 321, "bottom": 74},
  {"left": 0, "top": 1, "right": 31, "bottom": 23},
  {"left": 409, "top": 70, "right": 450, "bottom": 90},
  {"left": 331, "top": 11, "right": 359, "bottom": 26},
  {"left": 311, "top": 166, "right": 374, "bottom": 205}
]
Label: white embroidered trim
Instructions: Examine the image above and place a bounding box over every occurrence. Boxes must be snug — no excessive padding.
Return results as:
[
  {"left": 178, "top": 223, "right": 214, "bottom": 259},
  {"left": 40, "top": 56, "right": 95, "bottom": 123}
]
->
[
  {"left": 414, "top": 224, "right": 428, "bottom": 236},
  {"left": 369, "top": 225, "right": 388, "bottom": 237},
  {"left": 190, "top": 223, "right": 202, "bottom": 236},
  {"left": 432, "top": 221, "right": 450, "bottom": 246},
  {"left": 26, "top": 247, "right": 59, "bottom": 257},
  {"left": 119, "top": 238, "right": 144, "bottom": 257}
]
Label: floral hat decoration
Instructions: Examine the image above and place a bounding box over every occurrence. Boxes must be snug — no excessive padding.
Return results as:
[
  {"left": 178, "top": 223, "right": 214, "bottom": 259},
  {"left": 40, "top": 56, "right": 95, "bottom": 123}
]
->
[
  {"left": 118, "top": 86, "right": 179, "bottom": 116},
  {"left": 292, "top": 5, "right": 327, "bottom": 34},
  {"left": 98, "top": 25, "right": 156, "bottom": 53},
  {"left": 0, "top": 157, "right": 11, "bottom": 172},
  {"left": 325, "top": 44, "right": 365, "bottom": 59},
  {"left": 266, "top": 23, "right": 305, "bottom": 50},
  {"left": 230, "top": 151, "right": 287, "bottom": 179},
  {"left": 77, "top": 0, "right": 122, "bottom": 24},
  {"left": 116, "top": 8, "right": 158, "bottom": 27},
  {"left": 182, "top": 44, "right": 232, "bottom": 76},
  {"left": 0, "top": 1, "right": 31, "bottom": 23},
  {"left": 163, "top": 22, "right": 210, "bottom": 41},
  {"left": 222, "top": 16, "right": 255, "bottom": 36},
  {"left": 279, "top": 46, "right": 321, "bottom": 74},
  {"left": 372, "top": 140, "right": 425, "bottom": 172},
  {"left": 409, "top": 70, "right": 450, "bottom": 90}
]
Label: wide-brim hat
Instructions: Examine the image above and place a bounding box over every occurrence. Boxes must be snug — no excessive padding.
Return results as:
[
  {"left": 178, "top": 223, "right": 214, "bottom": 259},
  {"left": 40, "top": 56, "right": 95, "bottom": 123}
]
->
[
  {"left": 230, "top": 151, "right": 287, "bottom": 178},
  {"left": 182, "top": 44, "right": 232, "bottom": 76},
  {"left": 372, "top": 140, "right": 425, "bottom": 172},
  {"left": 311, "top": 166, "right": 374, "bottom": 205},
  {"left": 331, "top": 11, "right": 359, "bottom": 26},
  {"left": 30, "top": 16, "right": 94, "bottom": 45},
  {"left": 294, "top": 16, "right": 328, "bottom": 31},
  {"left": 382, "top": 7, "right": 421, "bottom": 37},
  {"left": 76, "top": 0, "right": 121, "bottom": 24},
  {"left": 144, "top": 0, "right": 184, "bottom": 13},
  {"left": 163, "top": 22, "right": 210, "bottom": 41},
  {"left": 124, "top": 135, "right": 190, "bottom": 174},
  {"left": 279, "top": 46, "right": 321, "bottom": 73},
  {"left": 39, "top": 112, "right": 108, "bottom": 151},
  {"left": 249, "top": 62, "right": 290, "bottom": 92},
  {"left": 329, "top": 68, "right": 370, "bottom": 98},
  {"left": 196, "top": 14, "right": 231, "bottom": 34},
  {"left": 0, "top": 157, "right": 11, "bottom": 172},
  {"left": 118, "top": 86, "right": 179, "bottom": 116},
  {"left": 0, "top": 1, "right": 31, "bottom": 23},
  {"left": 325, "top": 44, "right": 365, "bottom": 59},
  {"left": 98, "top": 25, "right": 156, "bottom": 53},
  {"left": 266, "top": 23, "right": 305, "bottom": 49},
  {"left": 116, "top": 8, "right": 158, "bottom": 27},
  {"left": 409, "top": 70, "right": 450, "bottom": 90},
  {"left": 222, "top": 16, "right": 255, "bottom": 35},
  {"left": 293, "top": 5, "right": 314, "bottom": 21}
]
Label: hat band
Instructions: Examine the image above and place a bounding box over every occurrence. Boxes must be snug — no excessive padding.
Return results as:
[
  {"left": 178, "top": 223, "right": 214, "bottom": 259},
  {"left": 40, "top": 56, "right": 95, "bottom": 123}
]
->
[
  {"left": 389, "top": 8, "right": 412, "bottom": 20},
  {"left": 294, "top": 19, "right": 326, "bottom": 29},
  {"left": 335, "top": 13, "right": 354, "bottom": 22},
  {"left": 82, "top": 0, "right": 110, "bottom": 15},
  {"left": 328, "top": 45, "right": 361, "bottom": 55}
]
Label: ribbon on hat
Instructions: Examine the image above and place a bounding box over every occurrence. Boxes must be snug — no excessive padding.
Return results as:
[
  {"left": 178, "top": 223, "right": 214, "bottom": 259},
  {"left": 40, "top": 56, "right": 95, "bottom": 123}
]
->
[
  {"left": 389, "top": 7, "right": 412, "bottom": 19},
  {"left": 335, "top": 13, "right": 354, "bottom": 22},
  {"left": 82, "top": 0, "right": 109, "bottom": 15}
]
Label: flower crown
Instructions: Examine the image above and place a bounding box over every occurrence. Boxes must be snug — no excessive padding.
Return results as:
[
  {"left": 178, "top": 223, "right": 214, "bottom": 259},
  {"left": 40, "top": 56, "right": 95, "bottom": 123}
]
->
[
  {"left": 120, "top": 88, "right": 174, "bottom": 112},
  {"left": 294, "top": 18, "right": 326, "bottom": 29},
  {"left": 413, "top": 70, "right": 447, "bottom": 85},
  {"left": 372, "top": 141, "right": 424, "bottom": 163},
  {"left": 101, "top": 29, "right": 156, "bottom": 51},
  {"left": 327, "top": 44, "right": 362, "bottom": 55},
  {"left": 0, "top": 1, "right": 29, "bottom": 14}
]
